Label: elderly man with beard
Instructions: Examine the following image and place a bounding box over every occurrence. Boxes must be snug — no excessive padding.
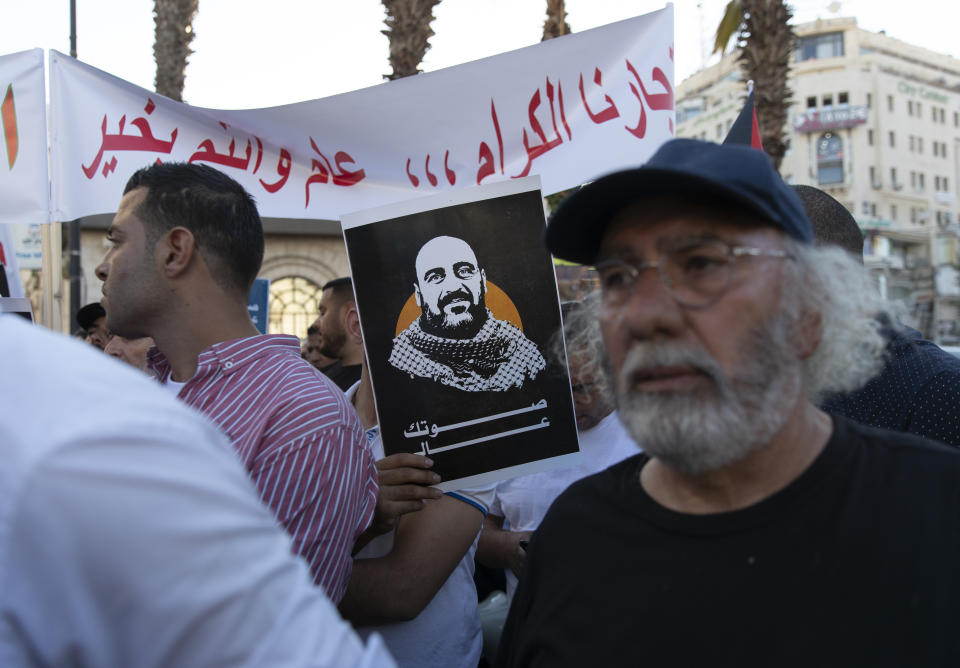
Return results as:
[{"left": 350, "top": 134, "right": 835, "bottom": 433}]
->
[
  {"left": 495, "top": 139, "right": 960, "bottom": 667},
  {"left": 388, "top": 235, "right": 545, "bottom": 392}
]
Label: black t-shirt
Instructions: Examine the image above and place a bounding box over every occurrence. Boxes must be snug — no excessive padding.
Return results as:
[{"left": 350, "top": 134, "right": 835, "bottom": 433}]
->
[
  {"left": 497, "top": 416, "right": 960, "bottom": 667},
  {"left": 320, "top": 361, "right": 362, "bottom": 392}
]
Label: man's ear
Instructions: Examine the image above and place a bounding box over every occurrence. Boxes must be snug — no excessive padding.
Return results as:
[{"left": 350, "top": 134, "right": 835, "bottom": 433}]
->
[
  {"left": 343, "top": 301, "right": 363, "bottom": 343},
  {"left": 796, "top": 309, "right": 822, "bottom": 360},
  {"left": 413, "top": 284, "right": 422, "bottom": 308},
  {"left": 157, "top": 227, "right": 196, "bottom": 279}
]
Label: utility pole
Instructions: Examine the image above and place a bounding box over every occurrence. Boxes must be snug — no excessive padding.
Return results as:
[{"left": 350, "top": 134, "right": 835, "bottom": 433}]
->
[{"left": 67, "top": 0, "right": 82, "bottom": 331}]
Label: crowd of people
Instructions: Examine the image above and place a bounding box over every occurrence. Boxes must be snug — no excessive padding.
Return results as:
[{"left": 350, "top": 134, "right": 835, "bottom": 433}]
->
[{"left": 5, "top": 137, "right": 960, "bottom": 667}]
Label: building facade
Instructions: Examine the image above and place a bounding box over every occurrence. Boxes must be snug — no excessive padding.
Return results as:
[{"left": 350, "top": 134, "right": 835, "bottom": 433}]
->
[
  {"left": 13, "top": 218, "right": 348, "bottom": 340},
  {"left": 676, "top": 17, "right": 960, "bottom": 343}
]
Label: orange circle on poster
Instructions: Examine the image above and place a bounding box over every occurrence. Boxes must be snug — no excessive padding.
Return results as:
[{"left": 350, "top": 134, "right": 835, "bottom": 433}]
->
[{"left": 394, "top": 281, "right": 523, "bottom": 336}]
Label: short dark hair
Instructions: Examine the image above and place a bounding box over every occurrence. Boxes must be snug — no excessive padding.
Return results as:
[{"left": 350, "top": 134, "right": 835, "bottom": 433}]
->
[
  {"left": 124, "top": 163, "right": 265, "bottom": 294},
  {"left": 792, "top": 185, "right": 864, "bottom": 263},
  {"left": 320, "top": 277, "right": 355, "bottom": 317},
  {"left": 322, "top": 276, "right": 353, "bottom": 292}
]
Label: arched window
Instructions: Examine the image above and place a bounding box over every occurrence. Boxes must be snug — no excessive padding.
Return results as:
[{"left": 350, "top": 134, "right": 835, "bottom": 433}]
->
[
  {"left": 268, "top": 276, "right": 323, "bottom": 337},
  {"left": 817, "top": 132, "right": 844, "bottom": 185}
]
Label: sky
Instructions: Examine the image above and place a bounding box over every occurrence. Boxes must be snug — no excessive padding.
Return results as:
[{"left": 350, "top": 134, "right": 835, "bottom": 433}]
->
[{"left": 4, "top": 0, "right": 960, "bottom": 110}]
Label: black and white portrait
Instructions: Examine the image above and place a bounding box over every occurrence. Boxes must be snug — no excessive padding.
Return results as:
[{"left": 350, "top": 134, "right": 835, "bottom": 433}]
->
[
  {"left": 388, "top": 235, "right": 546, "bottom": 392},
  {"left": 342, "top": 178, "right": 580, "bottom": 489}
]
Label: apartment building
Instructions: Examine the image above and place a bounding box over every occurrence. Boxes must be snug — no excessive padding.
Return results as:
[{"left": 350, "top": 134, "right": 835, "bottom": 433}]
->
[{"left": 676, "top": 17, "right": 960, "bottom": 342}]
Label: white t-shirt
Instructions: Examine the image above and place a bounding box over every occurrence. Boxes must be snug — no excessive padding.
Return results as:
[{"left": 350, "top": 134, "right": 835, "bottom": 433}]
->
[
  {"left": 0, "top": 316, "right": 395, "bottom": 668},
  {"left": 490, "top": 410, "right": 640, "bottom": 600},
  {"left": 163, "top": 375, "right": 187, "bottom": 396},
  {"left": 345, "top": 381, "right": 494, "bottom": 668}
]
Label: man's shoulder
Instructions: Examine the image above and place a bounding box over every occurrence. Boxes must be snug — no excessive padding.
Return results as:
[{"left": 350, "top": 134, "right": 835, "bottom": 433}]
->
[
  {"left": 230, "top": 339, "right": 358, "bottom": 429},
  {"left": 536, "top": 454, "right": 646, "bottom": 534},
  {"left": 832, "top": 414, "right": 960, "bottom": 472},
  {"left": 1, "top": 317, "right": 233, "bottom": 466},
  {"left": 884, "top": 329, "right": 960, "bottom": 385}
]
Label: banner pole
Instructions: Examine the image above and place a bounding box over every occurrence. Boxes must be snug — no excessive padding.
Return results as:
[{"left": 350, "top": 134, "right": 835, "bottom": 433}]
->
[{"left": 40, "top": 222, "right": 64, "bottom": 332}]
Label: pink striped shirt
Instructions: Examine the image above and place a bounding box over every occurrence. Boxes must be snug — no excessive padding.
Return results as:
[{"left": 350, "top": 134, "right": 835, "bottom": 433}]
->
[{"left": 147, "top": 334, "right": 377, "bottom": 603}]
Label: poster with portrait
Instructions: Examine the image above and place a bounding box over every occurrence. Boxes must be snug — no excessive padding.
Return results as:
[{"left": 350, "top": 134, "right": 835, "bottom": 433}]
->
[{"left": 342, "top": 177, "right": 580, "bottom": 490}]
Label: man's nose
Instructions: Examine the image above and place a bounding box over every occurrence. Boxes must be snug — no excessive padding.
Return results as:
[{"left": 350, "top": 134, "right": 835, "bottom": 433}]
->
[
  {"left": 95, "top": 257, "right": 109, "bottom": 282},
  {"left": 607, "top": 266, "right": 685, "bottom": 341}
]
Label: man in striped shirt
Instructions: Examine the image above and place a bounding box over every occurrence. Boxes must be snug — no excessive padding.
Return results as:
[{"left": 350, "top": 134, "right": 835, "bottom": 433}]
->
[{"left": 94, "top": 162, "right": 378, "bottom": 603}]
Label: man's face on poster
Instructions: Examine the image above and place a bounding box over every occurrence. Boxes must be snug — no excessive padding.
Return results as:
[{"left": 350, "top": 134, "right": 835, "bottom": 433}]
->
[{"left": 414, "top": 236, "right": 487, "bottom": 338}]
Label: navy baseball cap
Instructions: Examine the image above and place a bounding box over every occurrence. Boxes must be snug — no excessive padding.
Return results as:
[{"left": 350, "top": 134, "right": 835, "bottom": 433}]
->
[{"left": 545, "top": 138, "right": 813, "bottom": 265}]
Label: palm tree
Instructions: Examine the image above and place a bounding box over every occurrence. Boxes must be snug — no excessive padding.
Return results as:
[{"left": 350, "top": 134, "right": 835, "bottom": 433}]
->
[
  {"left": 381, "top": 0, "right": 442, "bottom": 80},
  {"left": 153, "top": 0, "right": 198, "bottom": 101},
  {"left": 714, "top": 0, "right": 795, "bottom": 170},
  {"left": 542, "top": 0, "right": 571, "bottom": 41}
]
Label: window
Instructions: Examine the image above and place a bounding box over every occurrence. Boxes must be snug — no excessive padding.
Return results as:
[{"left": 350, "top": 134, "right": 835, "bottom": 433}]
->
[
  {"left": 891, "top": 204, "right": 898, "bottom": 222},
  {"left": 933, "top": 106, "right": 938, "bottom": 122},
  {"left": 911, "top": 171, "right": 917, "bottom": 189},
  {"left": 918, "top": 137, "right": 924, "bottom": 153},
  {"left": 869, "top": 166, "right": 877, "bottom": 185},
  {"left": 945, "top": 177, "right": 950, "bottom": 192},
  {"left": 919, "top": 173, "right": 926, "bottom": 190},
  {"left": 868, "top": 129, "right": 874, "bottom": 145},
  {"left": 936, "top": 175, "right": 942, "bottom": 191},
  {"left": 890, "top": 167, "right": 898, "bottom": 186},
  {"left": 911, "top": 207, "right": 918, "bottom": 224},
  {"left": 934, "top": 142, "right": 940, "bottom": 157},
  {"left": 889, "top": 131, "right": 896, "bottom": 148},
  {"left": 817, "top": 132, "right": 844, "bottom": 185},
  {"left": 909, "top": 135, "right": 916, "bottom": 152},
  {"left": 838, "top": 91, "right": 849, "bottom": 106},
  {"left": 866, "top": 93, "right": 872, "bottom": 108},
  {"left": 917, "top": 102, "right": 922, "bottom": 116},
  {"left": 823, "top": 94, "right": 834, "bottom": 108},
  {"left": 941, "top": 108, "right": 947, "bottom": 123},
  {"left": 797, "top": 32, "right": 844, "bottom": 61},
  {"left": 267, "top": 276, "right": 324, "bottom": 337},
  {"left": 954, "top": 111, "right": 958, "bottom": 127},
  {"left": 887, "top": 95, "right": 894, "bottom": 112},
  {"left": 807, "top": 96, "right": 817, "bottom": 109},
  {"left": 908, "top": 100, "right": 914, "bottom": 116}
]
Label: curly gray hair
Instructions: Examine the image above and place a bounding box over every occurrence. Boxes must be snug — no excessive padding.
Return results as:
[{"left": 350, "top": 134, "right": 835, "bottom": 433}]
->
[
  {"left": 782, "top": 240, "right": 893, "bottom": 402},
  {"left": 551, "top": 292, "right": 611, "bottom": 399}
]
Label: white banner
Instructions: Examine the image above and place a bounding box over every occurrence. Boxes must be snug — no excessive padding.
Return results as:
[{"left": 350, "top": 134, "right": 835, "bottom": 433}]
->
[
  {"left": 48, "top": 6, "right": 673, "bottom": 222},
  {"left": 0, "top": 48, "right": 48, "bottom": 225}
]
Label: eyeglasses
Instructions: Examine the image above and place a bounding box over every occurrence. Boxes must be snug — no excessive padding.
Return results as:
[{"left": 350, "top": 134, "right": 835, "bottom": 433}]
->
[{"left": 595, "top": 239, "right": 792, "bottom": 309}]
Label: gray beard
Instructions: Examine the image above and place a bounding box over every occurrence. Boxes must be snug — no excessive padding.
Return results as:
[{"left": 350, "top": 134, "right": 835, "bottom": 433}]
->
[{"left": 614, "top": 311, "right": 801, "bottom": 475}]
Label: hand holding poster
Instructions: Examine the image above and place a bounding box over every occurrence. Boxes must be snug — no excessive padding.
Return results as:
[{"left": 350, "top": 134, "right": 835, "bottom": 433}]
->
[{"left": 342, "top": 178, "right": 579, "bottom": 490}]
